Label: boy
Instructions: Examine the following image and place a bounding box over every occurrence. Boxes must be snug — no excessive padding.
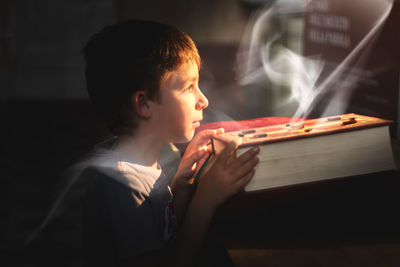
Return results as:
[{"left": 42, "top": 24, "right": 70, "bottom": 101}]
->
[{"left": 83, "top": 20, "right": 259, "bottom": 266}]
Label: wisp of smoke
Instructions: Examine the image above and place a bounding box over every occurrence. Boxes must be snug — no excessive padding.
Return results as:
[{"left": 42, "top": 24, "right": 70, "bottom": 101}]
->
[{"left": 236, "top": 0, "right": 394, "bottom": 123}]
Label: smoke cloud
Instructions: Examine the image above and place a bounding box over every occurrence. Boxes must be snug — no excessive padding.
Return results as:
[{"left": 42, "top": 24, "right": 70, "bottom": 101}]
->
[{"left": 236, "top": 0, "right": 394, "bottom": 123}]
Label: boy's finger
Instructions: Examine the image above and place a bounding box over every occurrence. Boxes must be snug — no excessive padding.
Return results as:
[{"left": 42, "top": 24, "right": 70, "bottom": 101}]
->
[
  {"left": 194, "top": 152, "right": 211, "bottom": 173},
  {"left": 186, "top": 150, "right": 206, "bottom": 166},
  {"left": 194, "top": 128, "right": 224, "bottom": 144},
  {"left": 230, "top": 146, "right": 260, "bottom": 170},
  {"left": 198, "top": 129, "right": 217, "bottom": 139},
  {"left": 199, "top": 128, "right": 224, "bottom": 136},
  {"left": 203, "top": 128, "right": 224, "bottom": 135},
  {"left": 216, "top": 140, "right": 239, "bottom": 165},
  {"left": 232, "top": 156, "right": 259, "bottom": 181},
  {"left": 234, "top": 169, "right": 255, "bottom": 189},
  {"left": 215, "top": 128, "right": 224, "bottom": 135}
]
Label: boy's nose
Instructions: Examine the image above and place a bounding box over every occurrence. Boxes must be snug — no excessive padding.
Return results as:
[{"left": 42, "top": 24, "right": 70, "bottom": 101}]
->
[{"left": 196, "top": 89, "right": 209, "bottom": 110}]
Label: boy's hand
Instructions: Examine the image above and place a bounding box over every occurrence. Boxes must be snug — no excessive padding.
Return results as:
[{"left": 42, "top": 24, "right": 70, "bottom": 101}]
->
[
  {"left": 172, "top": 128, "right": 224, "bottom": 190},
  {"left": 184, "top": 128, "right": 224, "bottom": 172},
  {"left": 169, "top": 128, "right": 224, "bottom": 222},
  {"left": 193, "top": 140, "right": 260, "bottom": 210}
]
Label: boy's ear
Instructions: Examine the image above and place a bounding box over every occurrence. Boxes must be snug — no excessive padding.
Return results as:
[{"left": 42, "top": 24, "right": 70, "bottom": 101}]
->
[{"left": 132, "top": 91, "right": 152, "bottom": 118}]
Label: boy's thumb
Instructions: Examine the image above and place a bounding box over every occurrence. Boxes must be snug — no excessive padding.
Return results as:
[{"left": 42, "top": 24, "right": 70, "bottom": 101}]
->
[
  {"left": 182, "top": 150, "right": 206, "bottom": 175},
  {"left": 188, "top": 150, "right": 206, "bottom": 165}
]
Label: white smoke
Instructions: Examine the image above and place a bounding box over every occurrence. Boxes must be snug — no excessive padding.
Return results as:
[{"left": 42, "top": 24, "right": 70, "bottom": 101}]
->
[{"left": 236, "top": 0, "right": 394, "bottom": 122}]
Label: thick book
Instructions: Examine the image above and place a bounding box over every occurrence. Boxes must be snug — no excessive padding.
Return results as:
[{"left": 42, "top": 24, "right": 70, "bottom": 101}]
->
[{"left": 213, "top": 114, "right": 397, "bottom": 192}]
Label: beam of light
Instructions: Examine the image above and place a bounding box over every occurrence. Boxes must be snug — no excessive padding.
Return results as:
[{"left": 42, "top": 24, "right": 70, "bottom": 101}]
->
[{"left": 23, "top": 143, "right": 182, "bottom": 246}]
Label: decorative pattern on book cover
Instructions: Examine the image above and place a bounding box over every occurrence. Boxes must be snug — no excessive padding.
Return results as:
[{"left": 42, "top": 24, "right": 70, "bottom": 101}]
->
[{"left": 214, "top": 114, "right": 392, "bottom": 147}]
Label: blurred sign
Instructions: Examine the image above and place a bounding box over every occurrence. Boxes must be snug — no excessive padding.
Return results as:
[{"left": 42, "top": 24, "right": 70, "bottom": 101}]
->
[{"left": 303, "top": 0, "right": 400, "bottom": 137}]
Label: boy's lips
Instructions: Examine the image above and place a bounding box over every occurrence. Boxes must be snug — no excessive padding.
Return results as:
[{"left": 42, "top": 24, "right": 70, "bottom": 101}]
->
[{"left": 192, "top": 119, "right": 202, "bottom": 127}]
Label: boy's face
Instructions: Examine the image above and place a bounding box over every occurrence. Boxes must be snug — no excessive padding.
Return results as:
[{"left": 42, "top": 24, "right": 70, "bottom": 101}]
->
[{"left": 150, "top": 61, "right": 208, "bottom": 143}]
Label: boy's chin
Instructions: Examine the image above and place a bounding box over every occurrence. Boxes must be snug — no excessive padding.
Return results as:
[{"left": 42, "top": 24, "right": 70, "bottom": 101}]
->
[{"left": 173, "top": 131, "right": 195, "bottom": 144}]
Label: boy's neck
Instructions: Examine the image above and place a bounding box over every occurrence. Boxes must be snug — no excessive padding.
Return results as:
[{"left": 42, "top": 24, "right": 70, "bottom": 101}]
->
[{"left": 113, "top": 128, "right": 164, "bottom": 169}]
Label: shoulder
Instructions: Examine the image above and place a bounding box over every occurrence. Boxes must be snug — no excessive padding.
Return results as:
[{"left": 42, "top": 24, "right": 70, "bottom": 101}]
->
[{"left": 82, "top": 166, "right": 122, "bottom": 190}]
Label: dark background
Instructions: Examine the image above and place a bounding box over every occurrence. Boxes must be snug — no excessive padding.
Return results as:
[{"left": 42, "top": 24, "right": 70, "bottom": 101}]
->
[{"left": 2, "top": 0, "right": 400, "bottom": 266}]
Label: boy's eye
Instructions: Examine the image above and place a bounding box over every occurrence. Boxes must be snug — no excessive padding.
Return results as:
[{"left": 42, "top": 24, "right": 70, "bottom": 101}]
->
[{"left": 185, "top": 84, "right": 195, "bottom": 92}]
